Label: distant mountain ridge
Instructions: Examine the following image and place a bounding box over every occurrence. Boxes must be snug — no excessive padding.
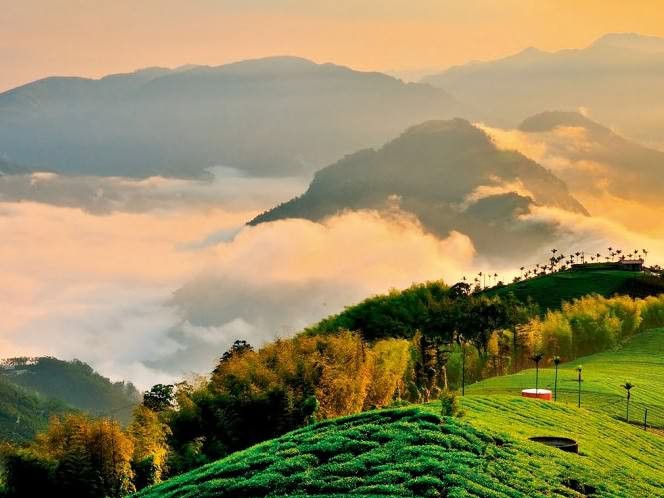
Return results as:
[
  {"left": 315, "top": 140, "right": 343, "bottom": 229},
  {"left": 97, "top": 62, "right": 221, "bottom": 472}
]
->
[
  {"left": 0, "top": 357, "right": 140, "bottom": 425},
  {"left": 517, "top": 110, "right": 664, "bottom": 201},
  {"left": 0, "top": 56, "right": 461, "bottom": 178},
  {"left": 423, "top": 33, "right": 664, "bottom": 148},
  {"left": 250, "top": 118, "right": 586, "bottom": 259},
  {"left": 0, "top": 158, "right": 33, "bottom": 175}
]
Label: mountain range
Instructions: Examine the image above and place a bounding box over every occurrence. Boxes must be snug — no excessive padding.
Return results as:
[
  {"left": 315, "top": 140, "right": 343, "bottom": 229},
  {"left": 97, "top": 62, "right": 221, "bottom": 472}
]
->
[
  {"left": 0, "top": 57, "right": 460, "bottom": 178},
  {"left": 423, "top": 33, "right": 664, "bottom": 148},
  {"left": 517, "top": 110, "right": 664, "bottom": 202}
]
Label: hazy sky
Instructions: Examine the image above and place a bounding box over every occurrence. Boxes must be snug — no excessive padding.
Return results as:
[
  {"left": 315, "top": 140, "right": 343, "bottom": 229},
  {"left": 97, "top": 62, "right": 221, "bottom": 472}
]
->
[{"left": 3, "top": 0, "right": 664, "bottom": 91}]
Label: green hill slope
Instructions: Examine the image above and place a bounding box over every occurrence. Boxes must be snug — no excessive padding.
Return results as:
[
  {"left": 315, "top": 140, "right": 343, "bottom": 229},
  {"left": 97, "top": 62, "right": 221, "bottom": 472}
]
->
[
  {"left": 138, "top": 402, "right": 664, "bottom": 497},
  {"left": 0, "top": 377, "right": 70, "bottom": 443},
  {"left": 0, "top": 357, "right": 140, "bottom": 424},
  {"left": 486, "top": 268, "right": 664, "bottom": 310},
  {"left": 466, "top": 327, "right": 664, "bottom": 427},
  {"left": 450, "top": 396, "right": 664, "bottom": 496}
]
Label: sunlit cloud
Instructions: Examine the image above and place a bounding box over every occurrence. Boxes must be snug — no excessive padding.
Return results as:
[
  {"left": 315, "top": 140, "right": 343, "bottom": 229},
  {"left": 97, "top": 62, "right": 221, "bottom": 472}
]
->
[
  {"left": 0, "top": 196, "right": 478, "bottom": 387},
  {"left": 478, "top": 122, "right": 664, "bottom": 237},
  {"left": 3, "top": 143, "right": 664, "bottom": 388}
]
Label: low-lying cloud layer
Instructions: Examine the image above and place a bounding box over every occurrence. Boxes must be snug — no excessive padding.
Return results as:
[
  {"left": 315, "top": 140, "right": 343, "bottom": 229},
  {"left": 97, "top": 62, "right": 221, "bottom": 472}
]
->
[
  {"left": 3, "top": 158, "right": 664, "bottom": 389},
  {"left": 0, "top": 179, "right": 478, "bottom": 387},
  {"left": 0, "top": 167, "right": 309, "bottom": 215}
]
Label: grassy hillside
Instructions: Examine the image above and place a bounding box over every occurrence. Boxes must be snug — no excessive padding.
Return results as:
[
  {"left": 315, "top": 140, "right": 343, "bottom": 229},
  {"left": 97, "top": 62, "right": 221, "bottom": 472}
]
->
[
  {"left": 486, "top": 269, "right": 664, "bottom": 310},
  {"left": 466, "top": 327, "right": 664, "bottom": 427},
  {"left": 138, "top": 402, "right": 664, "bottom": 497}
]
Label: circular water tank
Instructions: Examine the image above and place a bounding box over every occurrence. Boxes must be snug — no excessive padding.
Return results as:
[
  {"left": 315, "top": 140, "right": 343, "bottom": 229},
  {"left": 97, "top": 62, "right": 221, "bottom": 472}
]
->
[{"left": 529, "top": 436, "right": 579, "bottom": 453}]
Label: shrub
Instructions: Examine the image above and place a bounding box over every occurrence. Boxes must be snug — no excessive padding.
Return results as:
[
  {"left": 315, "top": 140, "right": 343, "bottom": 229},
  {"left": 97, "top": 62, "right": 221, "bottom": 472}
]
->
[{"left": 440, "top": 390, "right": 459, "bottom": 417}]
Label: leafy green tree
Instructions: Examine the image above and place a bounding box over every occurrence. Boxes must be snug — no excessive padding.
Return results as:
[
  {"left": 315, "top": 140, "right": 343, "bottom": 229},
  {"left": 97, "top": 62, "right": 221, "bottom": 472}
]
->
[
  {"left": 143, "top": 384, "right": 175, "bottom": 413},
  {"left": 129, "top": 405, "right": 171, "bottom": 489}
]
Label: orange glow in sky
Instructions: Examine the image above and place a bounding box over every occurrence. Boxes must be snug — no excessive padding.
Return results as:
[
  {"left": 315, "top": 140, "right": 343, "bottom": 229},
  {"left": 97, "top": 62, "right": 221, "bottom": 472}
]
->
[{"left": 3, "top": 0, "right": 664, "bottom": 91}]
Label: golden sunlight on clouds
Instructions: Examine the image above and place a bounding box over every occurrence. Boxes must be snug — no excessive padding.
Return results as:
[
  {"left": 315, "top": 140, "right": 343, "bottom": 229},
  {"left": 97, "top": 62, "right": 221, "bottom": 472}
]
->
[{"left": 479, "top": 123, "right": 664, "bottom": 238}]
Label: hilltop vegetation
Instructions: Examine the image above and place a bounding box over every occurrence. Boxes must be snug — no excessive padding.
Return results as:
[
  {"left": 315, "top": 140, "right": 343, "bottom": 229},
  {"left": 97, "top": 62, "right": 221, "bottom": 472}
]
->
[
  {"left": 251, "top": 119, "right": 586, "bottom": 258},
  {"left": 486, "top": 268, "right": 664, "bottom": 310},
  {"left": 0, "top": 357, "right": 140, "bottom": 424}
]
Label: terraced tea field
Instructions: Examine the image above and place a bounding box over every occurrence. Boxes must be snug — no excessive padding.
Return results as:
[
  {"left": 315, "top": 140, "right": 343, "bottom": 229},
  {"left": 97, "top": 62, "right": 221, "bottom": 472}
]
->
[
  {"left": 137, "top": 405, "right": 664, "bottom": 497},
  {"left": 466, "top": 328, "right": 664, "bottom": 427},
  {"left": 137, "top": 328, "right": 664, "bottom": 497}
]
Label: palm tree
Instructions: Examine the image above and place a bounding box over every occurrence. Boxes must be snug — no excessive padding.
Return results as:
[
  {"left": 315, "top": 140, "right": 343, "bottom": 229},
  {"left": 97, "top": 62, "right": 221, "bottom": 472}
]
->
[
  {"left": 530, "top": 353, "right": 545, "bottom": 394},
  {"left": 553, "top": 356, "right": 561, "bottom": 401},
  {"left": 623, "top": 382, "right": 634, "bottom": 422}
]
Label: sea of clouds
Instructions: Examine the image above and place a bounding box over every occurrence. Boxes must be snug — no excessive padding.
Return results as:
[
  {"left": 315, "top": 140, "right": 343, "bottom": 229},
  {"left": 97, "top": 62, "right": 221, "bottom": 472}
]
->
[{"left": 2, "top": 160, "right": 663, "bottom": 389}]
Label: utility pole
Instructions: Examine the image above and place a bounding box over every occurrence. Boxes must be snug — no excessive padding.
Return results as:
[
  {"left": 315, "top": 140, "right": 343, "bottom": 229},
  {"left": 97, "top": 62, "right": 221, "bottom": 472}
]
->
[
  {"left": 576, "top": 366, "right": 583, "bottom": 408},
  {"left": 553, "top": 356, "right": 560, "bottom": 401},
  {"left": 461, "top": 341, "right": 466, "bottom": 396}
]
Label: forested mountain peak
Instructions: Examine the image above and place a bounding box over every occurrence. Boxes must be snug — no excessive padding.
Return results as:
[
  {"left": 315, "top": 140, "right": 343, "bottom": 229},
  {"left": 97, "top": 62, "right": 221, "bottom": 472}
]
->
[{"left": 250, "top": 119, "right": 586, "bottom": 259}]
